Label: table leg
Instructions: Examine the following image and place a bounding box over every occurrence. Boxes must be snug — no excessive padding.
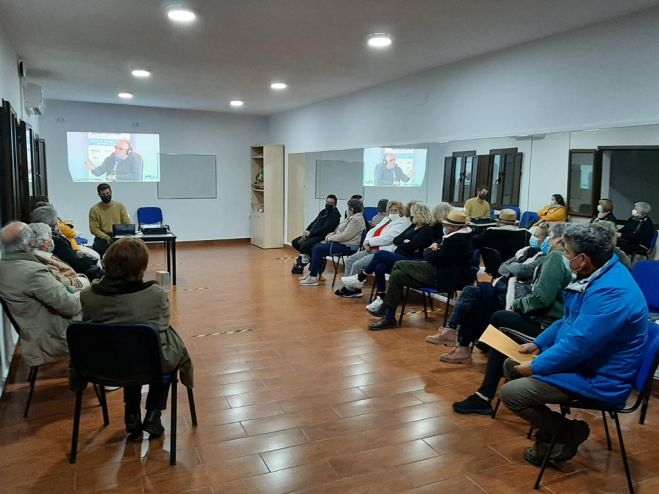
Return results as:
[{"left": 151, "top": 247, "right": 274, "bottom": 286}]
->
[
  {"left": 165, "top": 240, "right": 171, "bottom": 276},
  {"left": 172, "top": 239, "right": 177, "bottom": 285}
]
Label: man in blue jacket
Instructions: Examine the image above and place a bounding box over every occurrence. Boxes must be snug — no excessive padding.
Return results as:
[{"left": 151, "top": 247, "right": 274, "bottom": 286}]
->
[{"left": 500, "top": 223, "right": 648, "bottom": 466}]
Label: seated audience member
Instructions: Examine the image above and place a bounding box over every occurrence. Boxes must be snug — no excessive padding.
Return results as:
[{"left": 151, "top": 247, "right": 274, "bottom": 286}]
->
[
  {"left": 440, "top": 224, "right": 569, "bottom": 363},
  {"left": 427, "top": 224, "right": 549, "bottom": 346},
  {"left": 366, "top": 210, "right": 475, "bottom": 330},
  {"left": 463, "top": 186, "right": 490, "bottom": 221},
  {"left": 89, "top": 183, "right": 131, "bottom": 257},
  {"left": 499, "top": 223, "right": 648, "bottom": 466},
  {"left": 336, "top": 200, "right": 409, "bottom": 298},
  {"left": 617, "top": 201, "right": 655, "bottom": 256},
  {"left": 431, "top": 202, "right": 453, "bottom": 239},
  {"left": 80, "top": 238, "right": 193, "bottom": 437},
  {"left": 473, "top": 209, "right": 528, "bottom": 263},
  {"left": 589, "top": 198, "right": 617, "bottom": 225},
  {"left": 341, "top": 203, "right": 436, "bottom": 305},
  {"left": 300, "top": 199, "right": 366, "bottom": 286},
  {"left": 533, "top": 194, "right": 567, "bottom": 226},
  {"left": 0, "top": 222, "right": 80, "bottom": 367},
  {"left": 32, "top": 206, "right": 105, "bottom": 281},
  {"left": 291, "top": 194, "right": 341, "bottom": 274},
  {"left": 370, "top": 198, "right": 390, "bottom": 227},
  {"left": 452, "top": 223, "right": 571, "bottom": 410},
  {"left": 29, "top": 223, "right": 90, "bottom": 291},
  {"left": 591, "top": 221, "right": 632, "bottom": 269}
]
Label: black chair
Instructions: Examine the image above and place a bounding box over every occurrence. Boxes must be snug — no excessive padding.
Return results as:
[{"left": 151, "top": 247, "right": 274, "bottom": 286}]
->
[
  {"left": 533, "top": 321, "right": 658, "bottom": 494},
  {"left": 399, "top": 286, "right": 453, "bottom": 327},
  {"left": 481, "top": 247, "right": 503, "bottom": 280},
  {"left": 66, "top": 322, "right": 197, "bottom": 465},
  {"left": 0, "top": 297, "right": 40, "bottom": 418}
]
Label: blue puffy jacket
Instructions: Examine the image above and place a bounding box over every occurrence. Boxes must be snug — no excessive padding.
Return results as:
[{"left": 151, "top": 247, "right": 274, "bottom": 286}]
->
[{"left": 531, "top": 255, "right": 648, "bottom": 408}]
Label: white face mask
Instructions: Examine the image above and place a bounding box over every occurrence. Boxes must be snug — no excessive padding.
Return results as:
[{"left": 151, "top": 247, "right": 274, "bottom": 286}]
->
[
  {"left": 550, "top": 198, "right": 557, "bottom": 206},
  {"left": 632, "top": 209, "right": 640, "bottom": 217},
  {"left": 389, "top": 213, "right": 400, "bottom": 220},
  {"left": 597, "top": 205, "right": 604, "bottom": 213}
]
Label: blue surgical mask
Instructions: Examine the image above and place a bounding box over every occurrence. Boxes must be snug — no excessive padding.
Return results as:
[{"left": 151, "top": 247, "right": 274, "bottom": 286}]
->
[
  {"left": 540, "top": 237, "right": 551, "bottom": 254},
  {"left": 529, "top": 236, "right": 540, "bottom": 248},
  {"left": 563, "top": 253, "right": 582, "bottom": 273}
]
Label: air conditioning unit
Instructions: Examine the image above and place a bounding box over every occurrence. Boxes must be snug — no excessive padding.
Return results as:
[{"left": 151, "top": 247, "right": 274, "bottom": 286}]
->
[{"left": 24, "top": 82, "right": 46, "bottom": 115}]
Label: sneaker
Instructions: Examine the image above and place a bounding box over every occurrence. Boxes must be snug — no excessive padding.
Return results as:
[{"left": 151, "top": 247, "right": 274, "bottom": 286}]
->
[
  {"left": 439, "top": 345, "right": 472, "bottom": 364},
  {"left": 300, "top": 276, "right": 319, "bottom": 286},
  {"left": 452, "top": 394, "right": 494, "bottom": 415},
  {"left": 299, "top": 265, "right": 311, "bottom": 281},
  {"left": 341, "top": 289, "right": 363, "bottom": 298},
  {"left": 291, "top": 263, "right": 304, "bottom": 275},
  {"left": 369, "top": 305, "right": 386, "bottom": 317},
  {"left": 124, "top": 411, "right": 142, "bottom": 434},
  {"left": 104, "top": 386, "right": 120, "bottom": 392},
  {"left": 143, "top": 409, "right": 165, "bottom": 438},
  {"left": 335, "top": 287, "right": 350, "bottom": 296},
  {"left": 368, "top": 318, "right": 397, "bottom": 331},
  {"left": 366, "top": 296, "right": 383, "bottom": 313},
  {"left": 341, "top": 274, "right": 365, "bottom": 289},
  {"left": 425, "top": 327, "right": 457, "bottom": 345}
]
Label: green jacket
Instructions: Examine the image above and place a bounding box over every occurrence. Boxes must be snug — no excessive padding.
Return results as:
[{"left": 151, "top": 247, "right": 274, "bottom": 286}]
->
[{"left": 512, "top": 249, "right": 572, "bottom": 328}]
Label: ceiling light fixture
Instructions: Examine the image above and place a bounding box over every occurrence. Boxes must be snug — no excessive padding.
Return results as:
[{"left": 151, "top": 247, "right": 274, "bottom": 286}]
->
[
  {"left": 131, "top": 69, "right": 151, "bottom": 78},
  {"left": 230, "top": 100, "right": 244, "bottom": 107},
  {"left": 270, "top": 81, "right": 287, "bottom": 90},
  {"left": 367, "top": 33, "right": 393, "bottom": 48},
  {"left": 167, "top": 6, "right": 196, "bottom": 22},
  {"left": 117, "top": 92, "right": 134, "bottom": 99}
]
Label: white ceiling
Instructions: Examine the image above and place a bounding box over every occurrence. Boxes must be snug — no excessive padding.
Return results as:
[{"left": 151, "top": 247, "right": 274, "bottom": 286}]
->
[{"left": 2, "top": 0, "right": 659, "bottom": 115}]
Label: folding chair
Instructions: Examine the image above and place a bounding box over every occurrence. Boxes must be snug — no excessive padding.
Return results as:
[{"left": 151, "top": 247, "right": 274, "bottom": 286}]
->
[
  {"left": 481, "top": 247, "right": 503, "bottom": 280},
  {"left": 67, "top": 322, "right": 197, "bottom": 465},
  {"left": 0, "top": 297, "right": 40, "bottom": 418},
  {"left": 399, "top": 286, "right": 454, "bottom": 327},
  {"left": 533, "top": 321, "right": 658, "bottom": 494}
]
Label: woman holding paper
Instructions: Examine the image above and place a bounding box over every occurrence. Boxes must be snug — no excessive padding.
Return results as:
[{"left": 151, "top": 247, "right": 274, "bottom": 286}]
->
[{"left": 451, "top": 223, "right": 572, "bottom": 416}]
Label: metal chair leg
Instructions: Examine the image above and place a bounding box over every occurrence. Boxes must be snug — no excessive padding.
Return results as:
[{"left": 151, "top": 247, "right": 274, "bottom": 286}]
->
[
  {"left": 491, "top": 398, "right": 501, "bottom": 419},
  {"left": 170, "top": 377, "right": 178, "bottom": 465},
  {"left": 69, "top": 387, "right": 84, "bottom": 464},
  {"left": 398, "top": 287, "right": 410, "bottom": 326},
  {"left": 422, "top": 292, "right": 428, "bottom": 319},
  {"left": 602, "top": 411, "right": 612, "bottom": 451},
  {"left": 613, "top": 412, "right": 635, "bottom": 494},
  {"left": 98, "top": 386, "right": 110, "bottom": 426},
  {"left": 369, "top": 278, "right": 377, "bottom": 302},
  {"left": 187, "top": 387, "right": 198, "bottom": 427},
  {"left": 23, "top": 365, "right": 39, "bottom": 418},
  {"left": 534, "top": 423, "right": 562, "bottom": 489},
  {"left": 443, "top": 292, "right": 452, "bottom": 327},
  {"left": 639, "top": 395, "right": 650, "bottom": 425}
]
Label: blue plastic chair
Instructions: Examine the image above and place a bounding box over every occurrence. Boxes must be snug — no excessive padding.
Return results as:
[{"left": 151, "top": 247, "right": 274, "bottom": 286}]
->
[
  {"left": 520, "top": 211, "right": 540, "bottom": 228},
  {"left": 534, "top": 320, "right": 659, "bottom": 493},
  {"left": 502, "top": 205, "right": 521, "bottom": 220},
  {"left": 137, "top": 207, "right": 164, "bottom": 226},
  {"left": 363, "top": 207, "right": 379, "bottom": 223},
  {"left": 75, "top": 236, "right": 88, "bottom": 245},
  {"left": 632, "top": 261, "right": 659, "bottom": 313}
]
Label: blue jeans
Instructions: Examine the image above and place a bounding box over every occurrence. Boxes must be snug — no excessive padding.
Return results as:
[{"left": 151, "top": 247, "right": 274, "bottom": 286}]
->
[
  {"left": 309, "top": 242, "right": 357, "bottom": 276},
  {"left": 363, "top": 250, "right": 409, "bottom": 291}
]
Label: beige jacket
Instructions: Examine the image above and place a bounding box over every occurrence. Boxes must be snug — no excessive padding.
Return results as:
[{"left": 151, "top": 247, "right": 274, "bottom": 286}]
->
[
  {"left": 0, "top": 253, "right": 81, "bottom": 366},
  {"left": 325, "top": 213, "right": 366, "bottom": 246},
  {"left": 33, "top": 250, "right": 89, "bottom": 290}
]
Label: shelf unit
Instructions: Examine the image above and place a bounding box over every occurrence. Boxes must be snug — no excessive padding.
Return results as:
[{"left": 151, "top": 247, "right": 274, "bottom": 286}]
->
[{"left": 250, "top": 144, "right": 284, "bottom": 248}]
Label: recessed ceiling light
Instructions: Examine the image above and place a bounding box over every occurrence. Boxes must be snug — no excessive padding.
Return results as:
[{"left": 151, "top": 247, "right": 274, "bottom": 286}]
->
[
  {"left": 167, "top": 7, "right": 196, "bottom": 22},
  {"left": 117, "top": 92, "right": 133, "bottom": 99},
  {"left": 270, "top": 81, "right": 287, "bottom": 90},
  {"left": 131, "top": 69, "right": 151, "bottom": 78},
  {"left": 230, "top": 100, "right": 244, "bottom": 107},
  {"left": 367, "top": 33, "right": 393, "bottom": 48}
]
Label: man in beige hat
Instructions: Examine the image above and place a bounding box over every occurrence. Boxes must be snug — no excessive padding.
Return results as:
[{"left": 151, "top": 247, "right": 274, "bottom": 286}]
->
[
  {"left": 473, "top": 208, "right": 529, "bottom": 263},
  {"left": 369, "top": 210, "right": 476, "bottom": 330}
]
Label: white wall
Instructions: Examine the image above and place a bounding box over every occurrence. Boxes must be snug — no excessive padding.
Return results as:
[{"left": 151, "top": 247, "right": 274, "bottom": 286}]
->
[{"left": 39, "top": 100, "right": 268, "bottom": 241}]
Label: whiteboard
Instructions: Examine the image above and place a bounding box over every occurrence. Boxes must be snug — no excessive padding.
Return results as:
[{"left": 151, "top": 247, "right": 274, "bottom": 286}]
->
[
  {"left": 157, "top": 153, "right": 217, "bottom": 199},
  {"left": 315, "top": 159, "right": 363, "bottom": 199}
]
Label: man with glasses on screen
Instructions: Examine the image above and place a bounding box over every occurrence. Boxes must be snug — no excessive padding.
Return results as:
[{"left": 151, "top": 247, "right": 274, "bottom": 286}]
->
[
  {"left": 374, "top": 152, "right": 413, "bottom": 186},
  {"left": 85, "top": 138, "right": 144, "bottom": 181}
]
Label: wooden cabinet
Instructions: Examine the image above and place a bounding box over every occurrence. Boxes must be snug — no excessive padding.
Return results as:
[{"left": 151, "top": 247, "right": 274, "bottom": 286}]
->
[{"left": 250, "top": 144, "right": 284, "bottom": 248}]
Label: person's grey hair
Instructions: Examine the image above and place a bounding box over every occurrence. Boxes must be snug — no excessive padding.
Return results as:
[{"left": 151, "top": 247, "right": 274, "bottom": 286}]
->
[
  {"left": 635, "top": 201, "right": 651, "bottom": 215},
  {"left": 432, "top": 202, "right": 452, "bottom": 224},
  {"left": 562, "top": 223, "right": 614, "bottom": 267},
  {"left": 29, "top": 223, "right": 52, "bottom": 250},
  {"left": 31, "top": 205, "right": 58, "bottom": 227},
  {"left": 548, "top": 222, "right": 568, "bottom": 239},
  {"left": 410, "top": 203, "right": 434, "bottom": 226},
  {"left": 347, "top": 198, "right": 363, "bottom": 214},
  {"left": 591, "top": 221, "right": 618, "bottom": 246},
  {"left": 0, "top": 222, "right": 33, "bottom": 255}
]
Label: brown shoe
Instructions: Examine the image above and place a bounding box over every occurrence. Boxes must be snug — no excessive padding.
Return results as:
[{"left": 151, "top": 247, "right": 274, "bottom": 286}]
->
[
  {"left": 439, "top": 345, "right": 472, "bottom": 364},
  {"left": 426, "top": 327, "right": 457, "bottom": 345}
]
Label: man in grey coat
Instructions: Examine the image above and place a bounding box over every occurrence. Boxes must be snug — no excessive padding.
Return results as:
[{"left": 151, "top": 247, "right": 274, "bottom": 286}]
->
[{"left": 0, "top": 222, "right": 81, "bottom": 367}]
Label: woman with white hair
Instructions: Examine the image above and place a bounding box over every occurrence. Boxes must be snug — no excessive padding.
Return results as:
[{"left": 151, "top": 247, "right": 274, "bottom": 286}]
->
[
  {"left": 617, "top": 201, "right": 655, "bottom": 256},
  {"left": 29, "top": 223, "right": 90, "bottom": 291}
]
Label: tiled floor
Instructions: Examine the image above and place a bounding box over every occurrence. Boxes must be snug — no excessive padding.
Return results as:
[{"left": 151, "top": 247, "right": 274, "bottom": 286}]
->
[{"left": 0, "top": 240, "right": 657, "bottom": 493}]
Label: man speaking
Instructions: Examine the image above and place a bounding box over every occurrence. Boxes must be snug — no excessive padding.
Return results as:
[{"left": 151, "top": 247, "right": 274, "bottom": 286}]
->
[{"left": 86, "top": 138, "right": 143, "bottom": 181}]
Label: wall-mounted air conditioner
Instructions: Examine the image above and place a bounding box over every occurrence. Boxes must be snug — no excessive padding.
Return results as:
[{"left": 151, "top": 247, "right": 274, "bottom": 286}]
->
[{"left": 24, "top": 82, "right": 46, "bottom": 115}]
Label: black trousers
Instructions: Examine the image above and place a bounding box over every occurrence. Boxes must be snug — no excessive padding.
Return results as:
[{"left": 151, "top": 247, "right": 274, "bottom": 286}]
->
[
  {"left": 476, "top": 310, "right": 544, "bottom": 400},
  {"left": 291, "top": 235, "right": 324, "bottom": 255},
  {"left": 123, "top": 383, "right": 169, "bottom": 413},
  {"left": 92, "top": 237, "right": 110, "bottom": 257}
]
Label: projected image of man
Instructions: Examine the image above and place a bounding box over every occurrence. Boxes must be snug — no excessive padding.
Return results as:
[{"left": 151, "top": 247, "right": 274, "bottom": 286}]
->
[
  {"left": 86, "top": 139, "right": 144, "bottom": 181},
  {"left": 374, "top": 152, "right": 412, "bottom": 186}
]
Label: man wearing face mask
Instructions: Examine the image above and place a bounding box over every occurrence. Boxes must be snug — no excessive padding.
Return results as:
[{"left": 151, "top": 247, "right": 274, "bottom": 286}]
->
[
  {"left": 291, "top": 194, "right": 341, "bottom": 274},
  {"left": 89, "top": 183, "right": 131, "bottom": 257},
  {"left": 463, "top": 186, "right": 491, "bottom": 221},
  {"left": 499, "top": 223, "right": 648, "bottom": 467},
  {"left": 617, "top": 201, "right": 655, "bottom": 256}
]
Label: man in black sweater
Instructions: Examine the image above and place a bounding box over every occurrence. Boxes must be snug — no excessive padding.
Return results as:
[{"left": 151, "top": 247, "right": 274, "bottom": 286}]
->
[{"left": 291, "top": 194, "right": 341, "bottom": 274}]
